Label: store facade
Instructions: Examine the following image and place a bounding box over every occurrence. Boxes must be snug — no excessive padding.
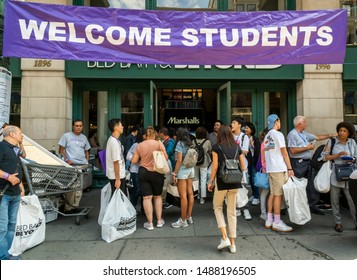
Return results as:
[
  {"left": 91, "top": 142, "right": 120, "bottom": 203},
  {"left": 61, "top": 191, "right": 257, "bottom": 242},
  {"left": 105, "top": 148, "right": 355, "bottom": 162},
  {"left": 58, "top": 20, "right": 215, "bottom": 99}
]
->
[{"left": 6, "top": 0, "right": 351, "bottom": 149}]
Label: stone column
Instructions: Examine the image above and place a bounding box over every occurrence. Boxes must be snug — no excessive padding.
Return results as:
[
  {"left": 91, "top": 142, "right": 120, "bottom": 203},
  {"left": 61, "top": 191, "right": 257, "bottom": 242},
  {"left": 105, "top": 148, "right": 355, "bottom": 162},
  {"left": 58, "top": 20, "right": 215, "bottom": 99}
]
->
[
  {"left": 21, "top": 59, "right": 72, "bottom": 149},
  {"left": 295, "top": 0, "right": 342, "bottom": 134}
]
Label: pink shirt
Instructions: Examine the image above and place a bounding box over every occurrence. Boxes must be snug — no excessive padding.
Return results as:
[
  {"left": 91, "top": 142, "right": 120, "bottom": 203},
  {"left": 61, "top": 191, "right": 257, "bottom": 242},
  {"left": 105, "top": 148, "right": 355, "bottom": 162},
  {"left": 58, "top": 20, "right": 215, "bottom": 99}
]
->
[{"left": 135, "top": 139, "right": 166, "bottom": 172}]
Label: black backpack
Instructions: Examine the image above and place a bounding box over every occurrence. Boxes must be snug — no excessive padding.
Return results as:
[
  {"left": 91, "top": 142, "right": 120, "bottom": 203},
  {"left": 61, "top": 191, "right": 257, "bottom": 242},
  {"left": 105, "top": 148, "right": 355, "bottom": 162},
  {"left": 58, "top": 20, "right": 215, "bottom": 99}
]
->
[
  {"left": 194, "top": 139, "right": 207, "bottom": 165},
  {"left": 310, "top": 138, "right": 336, "bottom": 171}
]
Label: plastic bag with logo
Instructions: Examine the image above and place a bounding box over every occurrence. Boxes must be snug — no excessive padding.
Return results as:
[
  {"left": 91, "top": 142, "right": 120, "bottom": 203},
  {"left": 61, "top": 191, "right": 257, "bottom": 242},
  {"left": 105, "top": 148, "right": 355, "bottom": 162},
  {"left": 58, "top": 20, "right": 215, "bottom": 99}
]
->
[
  {"left": 9, "top": 195, "right": 46, "bottom": 256},
  {"left": 101, "top": 189, "right": 136, "bottom": 243},
  {"left": 283, "top": 176, "right": 311, "bottom": 225}
]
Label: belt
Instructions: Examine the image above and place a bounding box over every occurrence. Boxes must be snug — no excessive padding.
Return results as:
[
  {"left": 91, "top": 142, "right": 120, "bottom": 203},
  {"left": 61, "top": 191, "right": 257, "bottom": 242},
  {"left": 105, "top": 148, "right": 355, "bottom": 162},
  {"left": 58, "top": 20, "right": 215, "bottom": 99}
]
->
[{"left": 292, "top": 158, "right": 310, "bottom": 161}]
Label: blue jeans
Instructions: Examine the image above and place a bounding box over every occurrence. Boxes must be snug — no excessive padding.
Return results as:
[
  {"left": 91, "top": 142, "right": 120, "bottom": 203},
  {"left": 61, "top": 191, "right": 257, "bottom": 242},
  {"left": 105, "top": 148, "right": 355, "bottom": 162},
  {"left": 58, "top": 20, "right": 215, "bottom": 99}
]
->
[{"left": 0, "top": 194, "right": 21, "bottom": 260}]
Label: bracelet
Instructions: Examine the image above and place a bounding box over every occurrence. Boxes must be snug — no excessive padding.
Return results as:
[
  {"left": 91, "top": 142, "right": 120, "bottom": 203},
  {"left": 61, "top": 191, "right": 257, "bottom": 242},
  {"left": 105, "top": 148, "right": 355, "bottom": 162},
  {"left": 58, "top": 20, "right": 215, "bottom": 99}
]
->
[
  {"left": 288, "top": 169, "right": 293, "bottom": 171},
  {"left": 208, "top": 180, "right": 214, "bottom": 184},
  {"left": 172, "top": 172, "right": 177, "bottom": 176},
  {"left": 2, "top": 172, "right": 10, "bottom": 180}
]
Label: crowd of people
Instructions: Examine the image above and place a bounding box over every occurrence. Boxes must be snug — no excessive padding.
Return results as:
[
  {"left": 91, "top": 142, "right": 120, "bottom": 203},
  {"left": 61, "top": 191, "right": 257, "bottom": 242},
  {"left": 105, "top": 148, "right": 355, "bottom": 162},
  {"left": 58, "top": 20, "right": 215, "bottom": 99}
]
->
[{"left": 1, "top": 114, "right": 357, "bottom": 259}]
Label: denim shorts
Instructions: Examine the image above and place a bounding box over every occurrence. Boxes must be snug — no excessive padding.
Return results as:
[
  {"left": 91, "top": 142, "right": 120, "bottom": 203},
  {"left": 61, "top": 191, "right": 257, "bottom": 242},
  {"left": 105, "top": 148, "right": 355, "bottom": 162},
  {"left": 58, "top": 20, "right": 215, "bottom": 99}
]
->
[{"left": 177, "top": 165, "right": 195, "bottom": 179}]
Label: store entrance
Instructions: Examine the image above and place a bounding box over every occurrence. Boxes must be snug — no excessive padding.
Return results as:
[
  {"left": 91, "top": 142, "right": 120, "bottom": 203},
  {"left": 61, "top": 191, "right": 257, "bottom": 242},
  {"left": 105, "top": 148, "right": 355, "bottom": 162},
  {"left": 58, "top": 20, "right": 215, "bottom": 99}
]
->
[{"left": 157, "top": 87, "right": 217, "bottom": 133}]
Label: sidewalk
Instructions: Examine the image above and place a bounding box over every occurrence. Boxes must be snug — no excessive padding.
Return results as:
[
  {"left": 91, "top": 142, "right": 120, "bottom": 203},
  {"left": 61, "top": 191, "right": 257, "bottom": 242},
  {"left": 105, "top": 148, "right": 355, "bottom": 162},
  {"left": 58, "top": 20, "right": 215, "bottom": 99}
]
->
[{"left": 22, "top": 189, "right": 357, "bottom": 260}]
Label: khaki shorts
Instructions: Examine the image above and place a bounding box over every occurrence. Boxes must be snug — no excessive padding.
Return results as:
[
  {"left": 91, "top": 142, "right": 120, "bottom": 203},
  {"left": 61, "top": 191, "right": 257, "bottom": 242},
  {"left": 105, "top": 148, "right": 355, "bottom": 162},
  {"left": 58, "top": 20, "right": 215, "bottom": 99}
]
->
[{"left": 268, "top": 172, "right": 288, "bottom": 196}]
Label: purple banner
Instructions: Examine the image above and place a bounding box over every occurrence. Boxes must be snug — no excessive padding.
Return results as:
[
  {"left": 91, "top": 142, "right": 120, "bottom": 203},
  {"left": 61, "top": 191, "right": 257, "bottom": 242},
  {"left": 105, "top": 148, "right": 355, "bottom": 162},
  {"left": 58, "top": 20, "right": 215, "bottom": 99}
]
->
[{"left": 3, "top": 1, "right": 347, "bottom": 65}]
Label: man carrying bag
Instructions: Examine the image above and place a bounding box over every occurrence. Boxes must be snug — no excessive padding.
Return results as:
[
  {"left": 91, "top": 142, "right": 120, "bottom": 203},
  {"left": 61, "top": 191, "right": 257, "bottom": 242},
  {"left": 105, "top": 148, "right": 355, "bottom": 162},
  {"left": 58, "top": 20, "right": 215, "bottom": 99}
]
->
[
  {"left": 0, "top": 125, "right": 24, "bottom": 260},
  {"left": 287, "top": 115, "right": 335, "bottom": 216}
]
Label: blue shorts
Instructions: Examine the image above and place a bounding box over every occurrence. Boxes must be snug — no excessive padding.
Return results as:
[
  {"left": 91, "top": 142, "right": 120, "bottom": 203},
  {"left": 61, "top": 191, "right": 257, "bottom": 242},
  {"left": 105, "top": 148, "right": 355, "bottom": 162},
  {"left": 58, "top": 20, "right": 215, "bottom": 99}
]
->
[{"left": 177, "top": 165, "right": 195, "bottom": 180}]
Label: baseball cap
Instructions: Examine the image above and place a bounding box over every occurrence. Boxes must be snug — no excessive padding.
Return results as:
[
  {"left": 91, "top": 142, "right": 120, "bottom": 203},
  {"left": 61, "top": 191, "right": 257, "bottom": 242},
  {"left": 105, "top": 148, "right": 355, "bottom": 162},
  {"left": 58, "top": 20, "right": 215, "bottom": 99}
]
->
[{"left": 267, "top": 114, "right": 279, "bottom": 130}]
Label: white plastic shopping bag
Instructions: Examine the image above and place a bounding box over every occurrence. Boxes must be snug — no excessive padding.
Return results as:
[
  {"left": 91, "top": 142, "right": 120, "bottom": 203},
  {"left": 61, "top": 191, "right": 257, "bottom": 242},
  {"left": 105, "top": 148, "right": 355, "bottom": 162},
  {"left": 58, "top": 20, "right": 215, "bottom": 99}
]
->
[
  {"left": 98, "top": 183, "right": 112, "bottom": 226},
  {"left": 314, "top": 161, "right": 331, "bottom": 193},
  {"left": 9, "top": 195, "right": 46, "bottom": 256},
  {"left": 283, "top": 176, "right": 311, "bottom": 225},
  {"left": 101, "top": 189, "right": 136, "bottom": 243},
  {"left": 237, "top": 186, "right": 248, "bottom": 208}
]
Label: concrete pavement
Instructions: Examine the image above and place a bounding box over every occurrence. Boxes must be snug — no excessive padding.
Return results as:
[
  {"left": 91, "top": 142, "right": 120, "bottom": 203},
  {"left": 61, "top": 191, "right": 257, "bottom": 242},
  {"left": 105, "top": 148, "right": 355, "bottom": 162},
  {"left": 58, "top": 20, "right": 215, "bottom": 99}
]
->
[{"left": 22, "top": 189, "right": 357, "bottom": 260}]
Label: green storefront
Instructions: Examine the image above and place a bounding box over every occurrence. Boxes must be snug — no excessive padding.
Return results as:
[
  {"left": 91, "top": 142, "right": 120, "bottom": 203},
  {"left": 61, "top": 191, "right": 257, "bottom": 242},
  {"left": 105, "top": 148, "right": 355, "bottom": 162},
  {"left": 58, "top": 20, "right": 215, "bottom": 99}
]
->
[{"left": 66, "top": 61, "right": 303, "bottom": 136}]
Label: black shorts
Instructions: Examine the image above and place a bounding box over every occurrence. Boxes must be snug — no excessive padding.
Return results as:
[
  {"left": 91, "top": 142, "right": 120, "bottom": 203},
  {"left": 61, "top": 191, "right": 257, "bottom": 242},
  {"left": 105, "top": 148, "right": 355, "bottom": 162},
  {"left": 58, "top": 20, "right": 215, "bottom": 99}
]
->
[{"left": 139, "top": 166, "right": 164, "bottom": 197}]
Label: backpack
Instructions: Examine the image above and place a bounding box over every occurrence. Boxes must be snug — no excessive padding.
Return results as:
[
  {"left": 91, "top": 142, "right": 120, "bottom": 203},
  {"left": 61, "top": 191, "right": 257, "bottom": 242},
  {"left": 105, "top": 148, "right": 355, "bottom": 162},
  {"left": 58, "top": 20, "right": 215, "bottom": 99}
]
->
[
  {"left": 310, "top": 138, "right": 336, "bottom": 171},
  {"left": 217, "top": 145, "right": 243, "bottom": 184},
  {"left": 194, "top": 139, "right": 207, "bottom": 166},
  {"left": 182, "top": 145, "right": 198, "bottom": 167}
]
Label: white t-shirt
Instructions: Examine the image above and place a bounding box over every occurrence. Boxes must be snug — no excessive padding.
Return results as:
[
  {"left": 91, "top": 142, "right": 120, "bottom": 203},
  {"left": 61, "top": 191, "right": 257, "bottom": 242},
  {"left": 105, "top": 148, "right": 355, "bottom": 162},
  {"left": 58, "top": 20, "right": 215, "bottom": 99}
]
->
[
  {"left": 105, "top": 136, "right": 126, "bottom": 180},
  {"left": 234, "top": 132, "right": 249, "bottom": 170},
  {"left": 264, "top": 129, "right": 287, "bottom": 173}
]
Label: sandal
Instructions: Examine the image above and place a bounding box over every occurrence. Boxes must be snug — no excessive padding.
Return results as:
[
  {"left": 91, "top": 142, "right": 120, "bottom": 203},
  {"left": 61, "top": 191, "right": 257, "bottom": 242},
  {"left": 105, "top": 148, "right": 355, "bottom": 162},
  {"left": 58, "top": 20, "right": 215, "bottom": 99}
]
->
[{"left": 335, "top": 224, "right": 343, "bottom": 233}]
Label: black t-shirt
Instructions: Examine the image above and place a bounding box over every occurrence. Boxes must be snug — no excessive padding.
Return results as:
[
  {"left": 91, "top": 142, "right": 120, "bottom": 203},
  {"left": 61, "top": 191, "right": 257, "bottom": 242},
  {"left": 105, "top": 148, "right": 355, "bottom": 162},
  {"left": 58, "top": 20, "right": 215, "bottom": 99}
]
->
[
  {"left": 212, "top": 143, "right": 243, "bottom": 190},
  {"left": 0, "top": 140, "right": 22, "bottom": 196}
]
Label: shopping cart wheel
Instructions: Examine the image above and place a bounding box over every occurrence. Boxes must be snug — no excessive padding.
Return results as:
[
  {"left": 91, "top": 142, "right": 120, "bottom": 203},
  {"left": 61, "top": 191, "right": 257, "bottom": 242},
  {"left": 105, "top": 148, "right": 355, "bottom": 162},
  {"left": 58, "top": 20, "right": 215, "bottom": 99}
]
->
[{"left": 76, "top": 216, "right": 81, "bottom": 225}]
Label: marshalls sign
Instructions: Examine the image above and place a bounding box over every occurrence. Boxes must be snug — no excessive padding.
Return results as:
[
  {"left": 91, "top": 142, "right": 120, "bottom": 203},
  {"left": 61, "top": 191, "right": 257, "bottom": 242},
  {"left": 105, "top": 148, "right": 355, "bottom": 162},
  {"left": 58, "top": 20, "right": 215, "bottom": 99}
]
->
[{"left": 3, "top": 1, "right": 347, "bottom": 65}]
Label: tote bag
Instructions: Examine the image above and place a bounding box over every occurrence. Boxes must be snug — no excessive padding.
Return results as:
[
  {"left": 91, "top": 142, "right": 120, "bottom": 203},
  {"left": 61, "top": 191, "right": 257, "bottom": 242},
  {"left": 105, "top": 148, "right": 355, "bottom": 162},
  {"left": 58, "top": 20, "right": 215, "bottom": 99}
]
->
[
  {"left": 9, "top": 195, "right": 46, "bottom": 256},
  {"left": 283, "top": 177, "right": 311, "bottom": 225},
  {"left": 101, "top": 189, "right": 136, "bottom": 243},
  {"left": 153, "top": 151, "right": 170, "bottom": 174},
  {"left": 254, "top": 168, "right": 269, "bottom": 189},
  {"left": 98, "top": 182, "right": 112, "bottom": 226},
  {"left": 314, "top": 161, "right": 331, "bottom": 193}
]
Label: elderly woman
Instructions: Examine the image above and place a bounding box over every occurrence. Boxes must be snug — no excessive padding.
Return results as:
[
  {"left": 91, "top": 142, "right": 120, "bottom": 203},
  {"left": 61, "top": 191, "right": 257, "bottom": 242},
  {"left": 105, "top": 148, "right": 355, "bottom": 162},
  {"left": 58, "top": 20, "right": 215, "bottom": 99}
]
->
[{"left": 321, "top": 122, "right": 357, "bottom": 233}]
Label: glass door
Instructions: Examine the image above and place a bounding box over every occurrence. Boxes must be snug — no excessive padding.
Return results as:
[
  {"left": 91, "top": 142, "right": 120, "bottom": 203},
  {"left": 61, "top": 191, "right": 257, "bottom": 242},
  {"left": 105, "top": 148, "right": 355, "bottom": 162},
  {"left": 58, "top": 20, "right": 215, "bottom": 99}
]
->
[
  {"left": 264, "top": 91, "right": 289, "bottom": 135},
  {"left": 217, "top": 81, "right": 231, "bottom": 125}
]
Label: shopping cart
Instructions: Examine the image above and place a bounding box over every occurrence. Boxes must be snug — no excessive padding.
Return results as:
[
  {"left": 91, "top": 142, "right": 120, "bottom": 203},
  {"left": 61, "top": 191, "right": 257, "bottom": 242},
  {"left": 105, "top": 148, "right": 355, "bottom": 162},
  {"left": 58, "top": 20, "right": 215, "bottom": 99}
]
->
[{"left": 21, "top": 160, "right": 93, "bottom": 225}]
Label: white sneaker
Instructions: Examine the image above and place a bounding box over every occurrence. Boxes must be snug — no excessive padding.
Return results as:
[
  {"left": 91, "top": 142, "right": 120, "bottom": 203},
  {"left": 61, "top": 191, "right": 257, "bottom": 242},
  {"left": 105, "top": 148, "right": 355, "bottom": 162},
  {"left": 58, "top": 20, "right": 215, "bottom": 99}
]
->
[
  {"left": 217, "top": 238, "right": 231, "bottom": 250},
  {"left": 249, "top": 196, "right": 254, "bottom": 202},
  {"left": 265, "top": 219, "right": 273, "bottom": 229},
  {"left": 243, "top": 209, "right": 252, "bottom": 220},
  {"left": 143, "top": 222, "right": 154, "bottom": 231},
  {"left": 200, "top": 198, "right": 205, "bottom": 204},
  {"left": 251, "top": 198, "right": 260, "bottom": 206},
  {"left": 260, "top": 213, "right": 267, "bottom": 220},
  {"left": 272, "top": 220, "right": 293, "bottom": 232},
  {"left": 186, "top": 216, "right": 194, "bottom": 224},
  {"left": 171, "top": 218, "right": 188, "bottom": 228},
  {"left": 236, "top": 209, "right": 241, "bottom": 216},
  {"left": 229, "top": 245, "right": 236, "bottom": 254},
  {"left": 157, "top": 219, "right": 165, "bottom": 228}
]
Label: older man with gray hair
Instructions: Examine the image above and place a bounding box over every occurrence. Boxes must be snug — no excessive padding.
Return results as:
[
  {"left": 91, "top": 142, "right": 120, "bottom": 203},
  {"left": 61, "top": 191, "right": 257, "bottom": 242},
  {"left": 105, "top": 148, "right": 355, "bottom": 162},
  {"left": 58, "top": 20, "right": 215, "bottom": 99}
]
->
[
  {"left": 0, "top": 125, "right": 24, "bottom": 260},
  {"left": 287, "top": 115, "right": 336, "bottom": 215}
]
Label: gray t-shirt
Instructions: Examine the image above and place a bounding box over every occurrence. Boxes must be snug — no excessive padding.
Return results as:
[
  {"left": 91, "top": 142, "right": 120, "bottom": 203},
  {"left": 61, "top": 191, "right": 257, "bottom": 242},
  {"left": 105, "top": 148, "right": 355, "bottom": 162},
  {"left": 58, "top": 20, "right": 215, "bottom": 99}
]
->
[
  {"left": 287, "top": 129, "right": 316, "bottom": 159},
  {"left": 58, "top": 132, "right": 91, "bottom": 164}
]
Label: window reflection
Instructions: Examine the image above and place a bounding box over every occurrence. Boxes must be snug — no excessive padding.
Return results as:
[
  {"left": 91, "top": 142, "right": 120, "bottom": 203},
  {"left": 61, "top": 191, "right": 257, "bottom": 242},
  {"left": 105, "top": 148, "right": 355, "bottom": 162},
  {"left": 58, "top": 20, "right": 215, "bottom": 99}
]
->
[
  {"left": 342, "top": 1, "right": 357, "bottom": 45},
  {"left": 157, "top": 0, "right": 211, "bottom": 9},
  {"left": 121, "top": 91, "right": 144, "bottom": 135}
]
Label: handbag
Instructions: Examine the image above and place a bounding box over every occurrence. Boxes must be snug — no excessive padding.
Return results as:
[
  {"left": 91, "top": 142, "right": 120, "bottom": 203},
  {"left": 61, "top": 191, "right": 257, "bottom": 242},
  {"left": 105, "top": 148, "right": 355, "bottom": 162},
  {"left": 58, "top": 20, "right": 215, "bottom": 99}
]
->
[
  {"left": 9, "top": 195, "right": 46, "bottom": 256},
  {"left": 153, "top": 150, "right": 170, "bottom": 174},
  {"left": 334, "top": 163, "right": 354, "bottom": 182},
  {"left": 314, "top": 161, "right": 331, "bottom": 193},
  {"left": 101, "top": 189, "right": 136, "bottom": 243},
  {"left": 218, "top": 146, "right": 243, "bottom": 184},
  {"left": 254, "top": 168, "right": 269, "bottom": 189}
]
